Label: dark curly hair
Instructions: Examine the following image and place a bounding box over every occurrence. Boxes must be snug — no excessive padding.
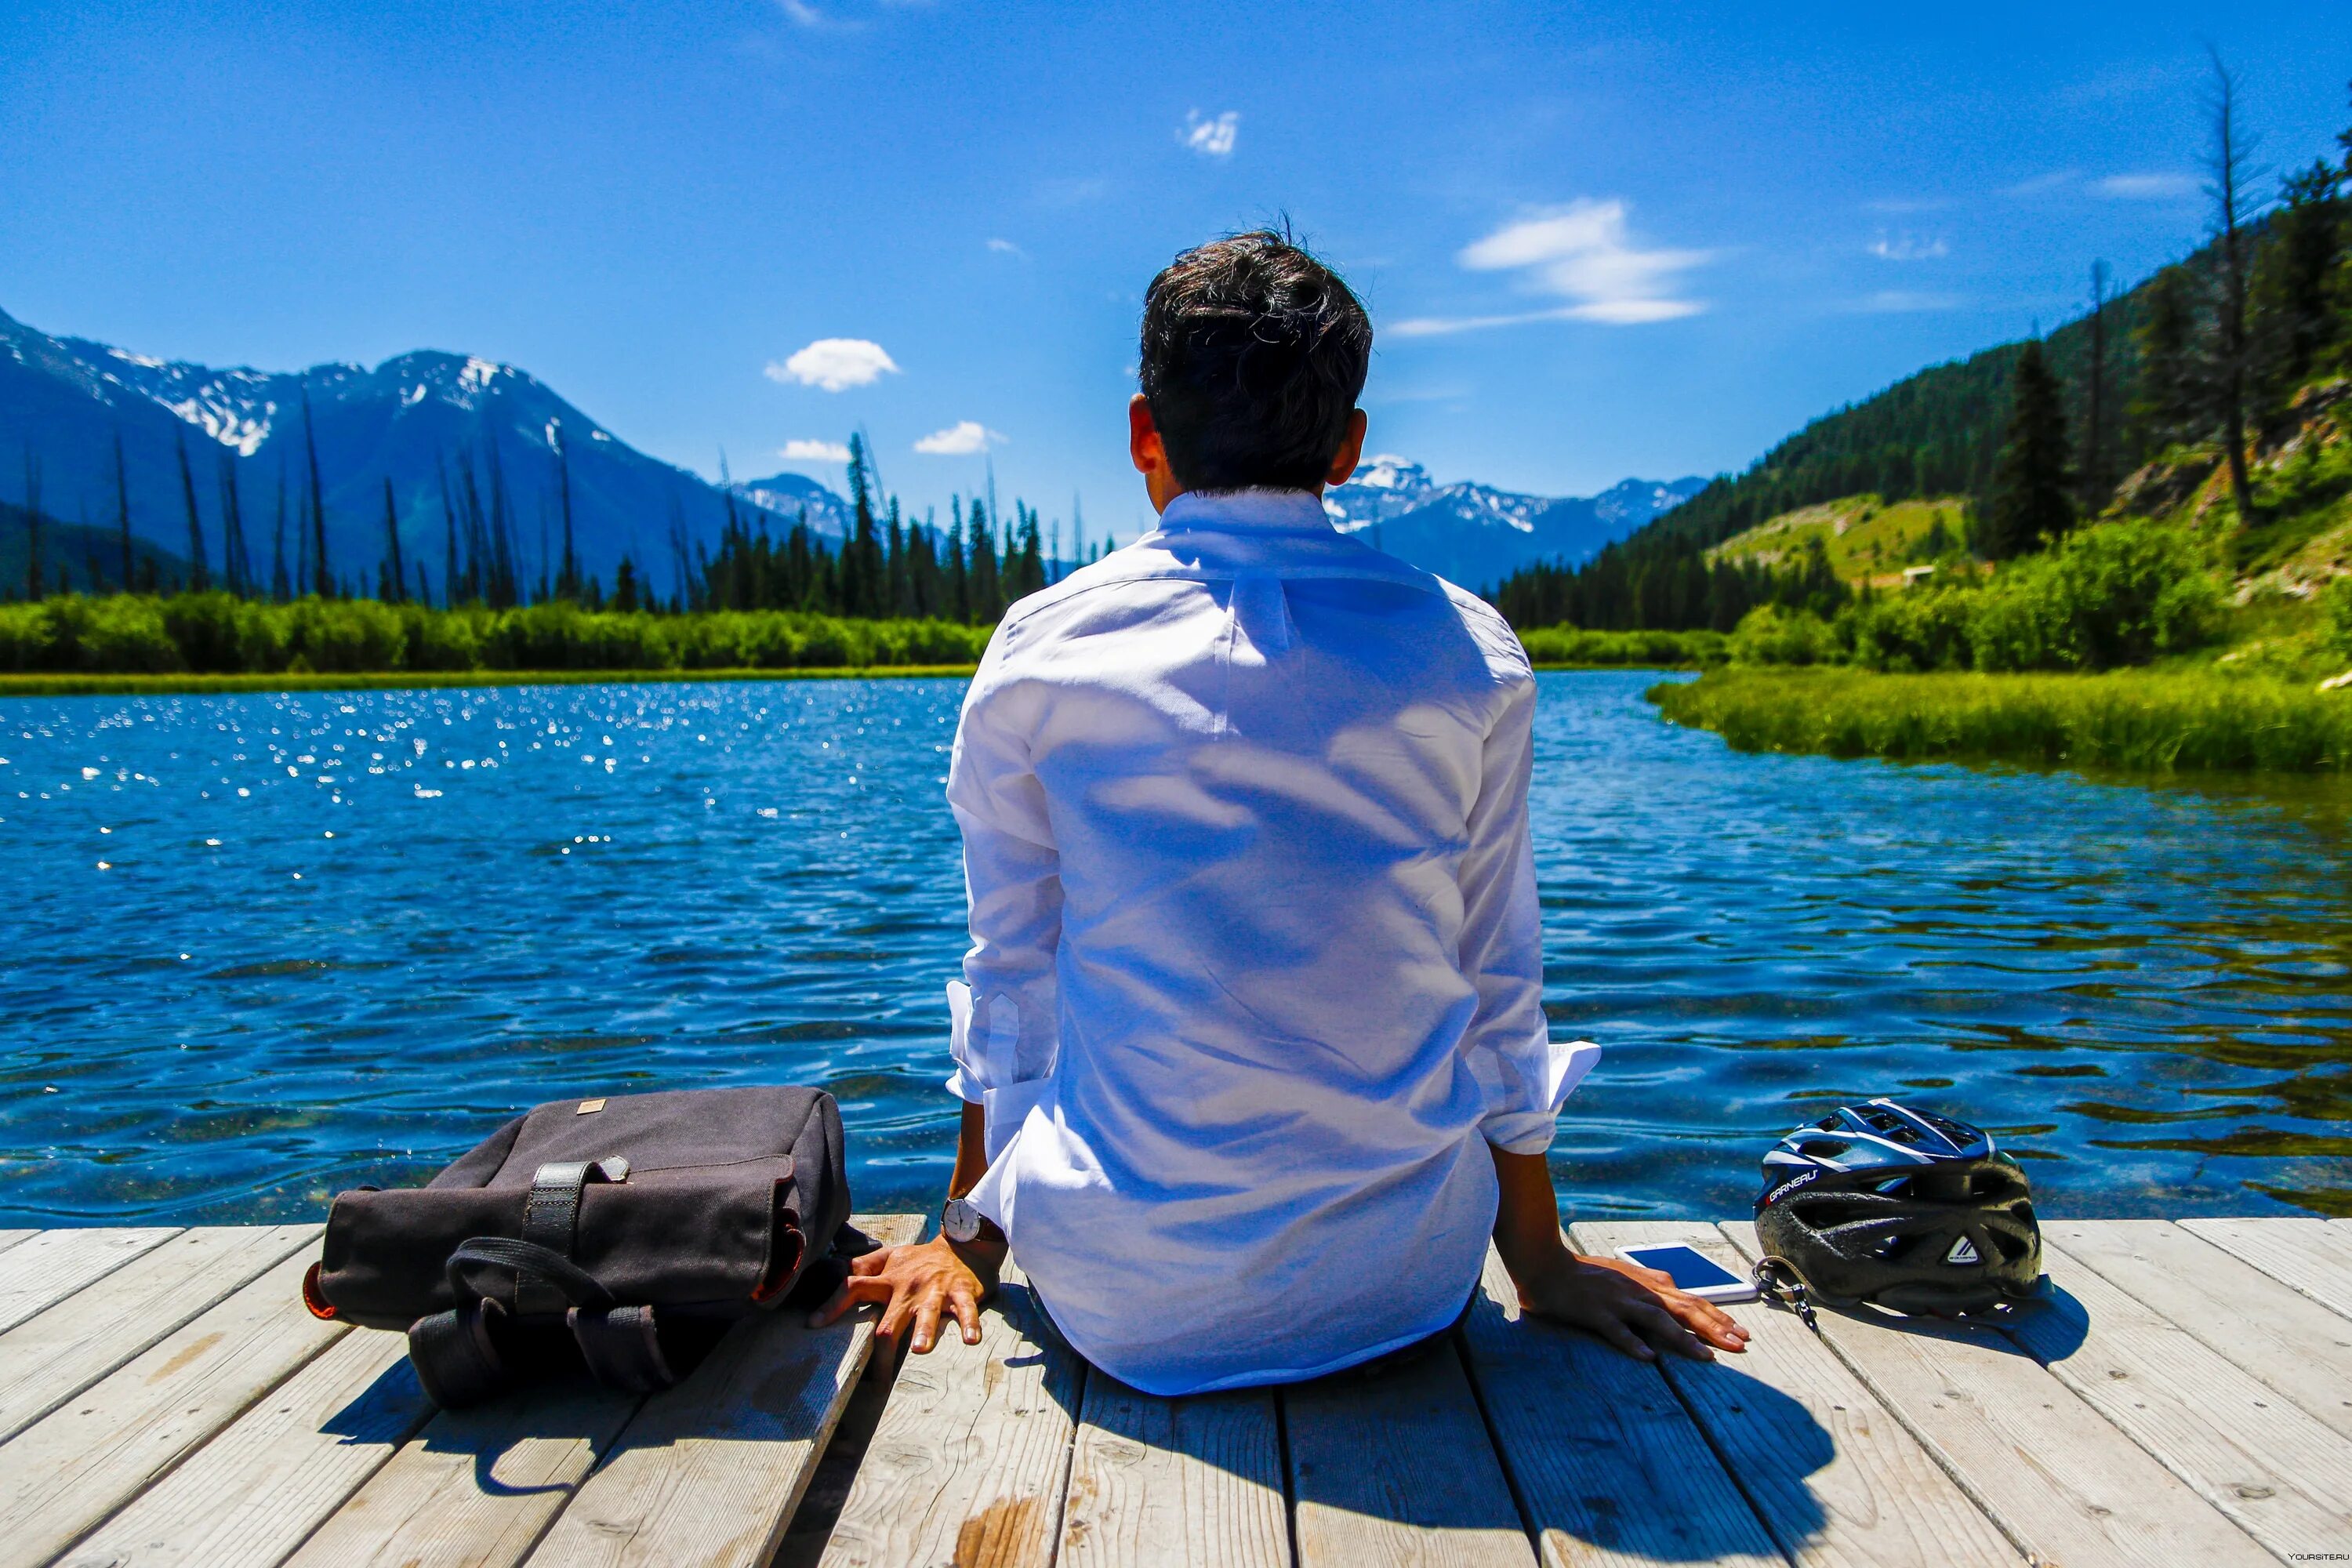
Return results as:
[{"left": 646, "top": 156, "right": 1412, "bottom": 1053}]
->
[{"left": 1138, "top": 230, "right": 1372, "bottom": 492}]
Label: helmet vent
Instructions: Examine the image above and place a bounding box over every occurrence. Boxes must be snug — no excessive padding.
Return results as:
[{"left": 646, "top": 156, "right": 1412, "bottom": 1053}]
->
[{"left": 1797, "top": 1138, "right": 1851, "bottom": 1160}]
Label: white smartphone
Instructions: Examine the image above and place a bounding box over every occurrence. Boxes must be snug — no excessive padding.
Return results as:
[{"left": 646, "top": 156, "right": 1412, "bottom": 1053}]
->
[{"left": 1614, "top": 1243, "right": 1759, "bottom": 1303}]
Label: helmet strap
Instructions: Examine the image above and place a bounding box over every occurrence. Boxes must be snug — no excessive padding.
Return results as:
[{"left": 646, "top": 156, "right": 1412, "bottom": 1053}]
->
[{"left": 1753, "top": 1255, "right": 1820, "bottom": 1334}]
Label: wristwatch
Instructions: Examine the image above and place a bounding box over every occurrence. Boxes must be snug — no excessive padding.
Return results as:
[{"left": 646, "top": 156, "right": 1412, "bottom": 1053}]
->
[{"left": 942, "top": 1195, "right": 987, "bottom": 1244}]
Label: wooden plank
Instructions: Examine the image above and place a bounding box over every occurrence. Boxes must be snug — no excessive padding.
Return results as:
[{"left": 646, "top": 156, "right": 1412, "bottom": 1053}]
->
[
  {"left": 1716, "top": 1220, "right": 2274, "bottom": 1568},
  {"left": 2180, "top": 1217, "right": 2352, "bottom": 1323},
  {"left": 1999, "top": 1229, "right": 2352, "bottom": 1559},
  {"left": 1285, "top": 1337, "right": 1536, "bottom": 1568},
  {"left": 0, "top": 1250, "right": 343, "bottom": 1568},
  {"left": 0, "top": 1224, "right": 320, "bottom": 1442},
  {"left": 0, "top": 1228, "right": 179, "bottom": 1334},
  {"left": 521, "top": 1214, "right": 927, "bottom": 1568},
  {"left": 0, "top": 1231, "right": 36, "bottom": 1258},
  {"left": 1058, "top": 1377, "right": 1287, "bottom": 1568},
  {"left": 1573, "top": 1221, "right": 2024, "bottom": 1568},
  {"left": 282, "top": 1377, "right": 640, "bottom": 1568},
  {"left": 56, "top": 1328, "right": 434, "bottom": 1568},
  {"left": 817, "top": 1260, "right": 1083, "bottom": 1568},
  {"left": 1459, "top": 1243, "right": 1779, "bottom": 1568},
  {"left": 2045, "top": 1219, "right": 2352, "bottom": 1443}
]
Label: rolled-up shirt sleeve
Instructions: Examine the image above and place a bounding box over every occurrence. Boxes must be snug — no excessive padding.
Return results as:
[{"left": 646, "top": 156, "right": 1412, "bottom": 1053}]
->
[
  {"left": 942, "top": 632, "right": 1065, "bottom": 1160},
  {"left": 1457, "top": 673, "right": 1600, "bottom": 1154}
]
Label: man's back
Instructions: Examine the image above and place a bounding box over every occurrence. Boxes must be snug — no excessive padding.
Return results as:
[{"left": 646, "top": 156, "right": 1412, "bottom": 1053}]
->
[
  {"left": 814, "top": 230, "right": 1741, "bottom": 1389},
  {"left": 949, "top": 488, "right": 1582, "bottom": 1393}
]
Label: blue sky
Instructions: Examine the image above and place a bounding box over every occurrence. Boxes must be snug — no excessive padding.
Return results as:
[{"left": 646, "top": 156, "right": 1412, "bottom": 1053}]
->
[{"left": 3, "top": 1, "right": 2346, "bottom": 544}]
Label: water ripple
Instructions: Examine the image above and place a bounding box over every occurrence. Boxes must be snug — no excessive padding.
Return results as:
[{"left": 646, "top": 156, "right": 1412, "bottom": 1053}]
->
[{"left": 2, "top": 670, "right": 2347, "bottom": 1223}]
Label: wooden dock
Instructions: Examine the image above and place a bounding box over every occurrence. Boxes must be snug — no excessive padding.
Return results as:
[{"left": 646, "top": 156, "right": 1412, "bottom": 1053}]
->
[{"left": 0, "top": 1216, "right": 2347, "bottom": 1566}]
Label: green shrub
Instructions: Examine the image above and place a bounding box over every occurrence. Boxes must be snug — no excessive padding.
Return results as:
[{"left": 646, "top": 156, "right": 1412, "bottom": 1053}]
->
[
  {"left": 1968, "top": 520, "right": 2223, "bottom": 671},
  {"left": 0, "top": 602, "right": 56, "bottom": 672},
  {"left": 2322, "top": 575, "right": 2352, "bottom": 661},
  {"left": 1516, "top": 626, "right": 1728, "bottom": 667},
  {"left": 1730, "top": 604, "right": 1845, "bottom": 666},
  {"left": 0, "top": 593, "right": 993, "bottom": 680},
  {"left": 283, "top": 597, "right": 408, "bottom": 673},
  {"left": 49, "top": 595, "right": 185, "bottom": 673},
  {"left": 1842, "top": 589, "right": 1974, "bottom": 672}
]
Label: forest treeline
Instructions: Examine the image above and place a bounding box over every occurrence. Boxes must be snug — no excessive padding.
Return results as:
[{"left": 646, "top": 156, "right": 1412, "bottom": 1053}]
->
[
  {"left": 4, "top": 422, "right": 1102, "bottom": 629},
  {"left": 1497, "top": 70, "right": 2352, "bottom": 634}
]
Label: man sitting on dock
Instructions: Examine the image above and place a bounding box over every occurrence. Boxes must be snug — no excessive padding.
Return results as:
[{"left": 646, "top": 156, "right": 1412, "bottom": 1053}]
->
[{"left": 814, "top": 230, "right": 1749, "bottom": 1393}]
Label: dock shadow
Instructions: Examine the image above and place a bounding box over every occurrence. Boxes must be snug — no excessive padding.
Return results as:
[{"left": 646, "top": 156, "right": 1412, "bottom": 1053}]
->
[
  {"left": 322, "top": 1351, "right": 637, "bottom": 1497},
  {"left": 1463, "top": 1308, "right": 1833, "bottom": 1564},
  {"left": 1829, "top": 1272, "right": 2089, "bottom": 1363}
]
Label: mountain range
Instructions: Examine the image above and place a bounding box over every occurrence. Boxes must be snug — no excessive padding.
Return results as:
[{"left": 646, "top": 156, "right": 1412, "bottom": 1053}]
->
[
  {"left": 1323, "top": 456, "right": 1707, "bottom": 590},
  {"left": 0, "top": 307, "right": 853, "bottom": 601},
  {"left": 2, "top": 305, "right": 1700, "bottom": 601}
]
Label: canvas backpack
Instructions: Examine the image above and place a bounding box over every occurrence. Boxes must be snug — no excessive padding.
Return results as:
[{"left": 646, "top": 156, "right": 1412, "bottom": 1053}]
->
[{"left": 304, "top": 1084, "right": 864, "bottom": 1407}]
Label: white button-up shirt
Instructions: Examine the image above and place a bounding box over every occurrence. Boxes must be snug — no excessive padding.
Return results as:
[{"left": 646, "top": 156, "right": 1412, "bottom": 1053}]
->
[{"left": 947, "top": 487, "right": 1598, "bottom": 1395}]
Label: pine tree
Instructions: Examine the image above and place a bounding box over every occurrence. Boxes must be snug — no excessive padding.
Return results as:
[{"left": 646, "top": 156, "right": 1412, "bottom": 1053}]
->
[
  {"left": 381, "top": 479, "right": 407, "bottom": 604},
  {"left": 112, "top": 434, "right": 133, "bottom": 593},
  {"left": 946, "top": 506, "right": 970, "bottom": 622},
  {"left": 968, "top": 499, "right": 1001, "bottom": 620},
  {"left": 552, "top": 419, "right": 580, "bottom": 601},
  {"left": 218, "top": 450, "right": 252, "bottom": 597},
  {"left": 175, "top": 427, "right": 209, "bottom": 591},
  {"left": 271, "top": 461, "right": 292, "bottom": 602},
  {"left": 301, "top": 390, "right": 332, "bottom": 596},
  {"left": 2127, "top": 265, "right": 2204, "bottom": 451},
  {"left": 20, "top": 448, "right": 42, "bottom": 601},
  {"left": 1982, "top": 339, "right": 2074, "bottom": 560},
  {"left": 2249, "top": 157, "right": 2347, "bottom": 418},
  {"left": 438, "top": 458, "right": 461, "bottom": 608}
]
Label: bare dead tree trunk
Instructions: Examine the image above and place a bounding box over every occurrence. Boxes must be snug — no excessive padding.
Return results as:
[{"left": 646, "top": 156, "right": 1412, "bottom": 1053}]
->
[{"left": 2204, "top": 47, "right": 2263, "bottom": 528}]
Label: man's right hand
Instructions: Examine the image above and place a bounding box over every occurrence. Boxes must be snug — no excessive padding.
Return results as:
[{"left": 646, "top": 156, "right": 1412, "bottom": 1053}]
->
[{"left": 808, "top": 1236, "right": 1003, "bottom": 1355}]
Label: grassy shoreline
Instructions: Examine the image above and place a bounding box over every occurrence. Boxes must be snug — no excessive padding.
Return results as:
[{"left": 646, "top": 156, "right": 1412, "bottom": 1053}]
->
[
  {"left": 1652, "top": 666, "right": 2352, "bottom": 775},
  {"left": 0, "top": 664, "right": 980, "bottom": 697}
]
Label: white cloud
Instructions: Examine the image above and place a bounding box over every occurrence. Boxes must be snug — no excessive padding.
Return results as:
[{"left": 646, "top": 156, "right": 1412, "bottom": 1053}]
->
[
  {"left": 986, "top": 237, "right": 1025, "bottom": 257},
  {"left": 765, "top": 338, "right": 899, "bottom": 392},
  {"left": 1869, "top": 234, "right": 1950, "bottom": 261},
  {"left": 1181, "top": 110, "right": 1240, "bottom": 158},
  {"left": 2005, "top": 169, "right": 2081, "bottom": 197},
  {"left": 779, "top": 438, "right": 851, "bottom": 463},
  {"left": 1416, "top": 199, "right": 1707, "bottom": 332},
  {"left": 913, "top": 420, "right": 1003, "bottom": 456},
  {"left": 2097, "top": 172, "right": 2197, "bottom": 201},
  {"left": 1853, "top": 290, "right": 1963, "bottom": 314}
]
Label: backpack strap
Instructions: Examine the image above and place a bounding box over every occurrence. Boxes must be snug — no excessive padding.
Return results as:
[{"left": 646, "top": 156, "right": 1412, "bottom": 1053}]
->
[
  {"left": 407, "top": 1298, "right": 510, "bottom": 1409},
  {"left": 568, "top": 1303, "right": 676, "bottom": 1393},
  {"left": 517, "top": 1157, "right": 629, "bottom": 1316}
]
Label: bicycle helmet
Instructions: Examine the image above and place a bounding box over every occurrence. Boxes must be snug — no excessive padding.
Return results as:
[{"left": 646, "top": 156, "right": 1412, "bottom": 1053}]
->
[{"left": 1753, "top": 1098, "right": 2041, "bottom": 1315}]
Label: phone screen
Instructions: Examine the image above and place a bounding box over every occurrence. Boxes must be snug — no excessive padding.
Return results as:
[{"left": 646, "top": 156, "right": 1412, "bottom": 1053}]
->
[{"left": 1621, "top": 1244, "right": 1746, "bottom": 1291}]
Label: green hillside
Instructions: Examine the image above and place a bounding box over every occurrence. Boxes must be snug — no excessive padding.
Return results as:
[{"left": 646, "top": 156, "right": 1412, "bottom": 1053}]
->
[{"left": 1496, "top": 89, "right": 2351, "bottom": 637}]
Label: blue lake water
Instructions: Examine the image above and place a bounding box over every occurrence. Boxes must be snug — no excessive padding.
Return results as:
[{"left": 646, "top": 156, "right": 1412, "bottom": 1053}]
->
[{"left": 2, "top": 670, "right": 2347, "bottom": 1225}]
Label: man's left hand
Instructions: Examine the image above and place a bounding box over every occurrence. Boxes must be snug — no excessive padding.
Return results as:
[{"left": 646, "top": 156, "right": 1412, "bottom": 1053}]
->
[{"left": 1512, "top": 1250, "right": 1752, "bottom": 1361}]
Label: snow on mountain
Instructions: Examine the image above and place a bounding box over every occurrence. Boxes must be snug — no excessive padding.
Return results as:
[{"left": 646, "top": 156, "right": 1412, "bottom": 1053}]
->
[
  {"left": 1324, "top": 456, "right": 1708, "bottom": 590},
  {"left": 0, "top": 305, "right": 846, "bottom": 599},
  {"left": 731, "top": 470, "right": 852, "bottom": 539}
]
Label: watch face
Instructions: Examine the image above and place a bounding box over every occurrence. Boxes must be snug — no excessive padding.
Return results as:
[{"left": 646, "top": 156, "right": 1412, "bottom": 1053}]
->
[{"left": 942, "top": 1197, "right": 981, "bottom": 1243}]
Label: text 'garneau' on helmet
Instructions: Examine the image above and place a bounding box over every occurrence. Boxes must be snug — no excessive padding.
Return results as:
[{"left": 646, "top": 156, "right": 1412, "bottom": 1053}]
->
[{"left": 1754, "top": 1098, "right": 2042, "bottom": 1315}]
